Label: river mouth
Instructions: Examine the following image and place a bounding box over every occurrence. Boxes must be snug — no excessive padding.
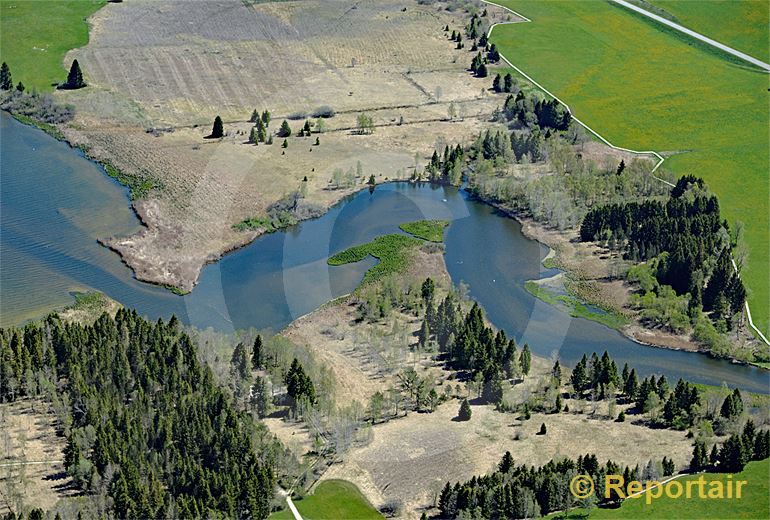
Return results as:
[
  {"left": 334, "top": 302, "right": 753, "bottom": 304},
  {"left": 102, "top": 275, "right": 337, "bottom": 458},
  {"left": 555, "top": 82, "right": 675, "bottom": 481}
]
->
[{"left": 1, "top": 112, "right": 768, "bottom": 393}]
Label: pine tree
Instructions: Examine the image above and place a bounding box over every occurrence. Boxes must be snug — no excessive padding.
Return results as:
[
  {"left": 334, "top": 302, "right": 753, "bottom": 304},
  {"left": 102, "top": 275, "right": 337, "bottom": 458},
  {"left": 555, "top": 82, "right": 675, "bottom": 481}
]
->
[
  {"left": 230, "top": 342, "right": 249, "bottom": 380},
  {"left": 282, "top": 138, "right": 288, "bottom": 148},
  {"left": 250, "top": 109, "right": 259, "bottom": 122},
  {"left": 15, "top": 81, "right": 24, "bottom": 93},
  {"left": 64, "top": 59, "right": 86, "bottom": 89},
  {"left": 718, "top": 434, "right": 746, "bottom": 472},
  {"left": 249, "top": 126, "right": 258, "bottom": 144},
  {"left": 210, "top": 116, "right": 224, "bottom": 138},
  {"left": 538, "top": 423, "right": 547, "bottom": 435},
  {"left": 418, "top": 320, "right": 430, "bottom": 350},
  {"left": 519, "top": 343, "right": 531, "bottom": 375},
  {"left": 0, "top": 62, "right": 12, "bottom": 90},
  {"left": 278, "top": 120, "right": 292, "bottom": 137},
  {"left": 261, "top": 110, "right": 271, "bottom": 126},
  {"left": 458, "top": 398, "right": 472, "bottom": 421},
  {"left": 476, "top": 63, "right": 488, "bottom": 78},
  {"left": 503, "top": 73, "right": 513, "bottom": 93},
  {"left": 492, "top": 73, "right": 502, "bottom": 92},
  {"left": 251, "top": 335, "right": 263, "bottom": 370}
]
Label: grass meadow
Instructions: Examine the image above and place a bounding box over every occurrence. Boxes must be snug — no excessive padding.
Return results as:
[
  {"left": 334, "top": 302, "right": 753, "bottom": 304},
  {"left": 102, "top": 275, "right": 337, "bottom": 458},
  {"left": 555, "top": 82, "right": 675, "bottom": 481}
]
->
[
  {"left": 491, "top": 0, "right": 769, "bottom": 337},
  {"left": 550, "top": 458, "right": 769, "bottom": 519},
  {"left": 269, "top": 480, "right": 381, "bottom": 520},
  {"left": 0, "top": 0, "right": 106, "bottom": 92},
  {"left": 649, "top": 0, "right": 769, "bottom": 62}
]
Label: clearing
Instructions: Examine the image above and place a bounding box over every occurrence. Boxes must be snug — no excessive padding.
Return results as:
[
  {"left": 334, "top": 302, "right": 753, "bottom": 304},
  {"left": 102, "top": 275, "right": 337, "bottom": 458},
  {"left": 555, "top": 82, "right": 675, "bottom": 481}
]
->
[
  {"left": 0, "top": 400, "right": 74, "bottom": 516},
  {"left": 489, "top": 0, "right": 770, "bottom": 338}
]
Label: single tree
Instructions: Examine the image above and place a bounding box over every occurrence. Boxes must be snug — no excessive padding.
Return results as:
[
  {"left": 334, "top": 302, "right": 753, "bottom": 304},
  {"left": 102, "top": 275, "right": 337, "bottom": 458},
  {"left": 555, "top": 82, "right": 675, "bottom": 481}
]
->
[
  {"left": 315, "top": 136, "right": 320, "bottom": 146},
  {"left": 15, "top": 81, "right": 24, "bottom": 93},
  {"left": 616, "top": 160, "right": 626, "bottom": 175},
  {"left": 261, "top": 110, "right": 271, "bottom": 126},
  {"left": 278, "top": 119, "right": 292, "bottom": 137},
  {"left": 210, "top": 116, "right": 224, "bottom": 138},
  {"left": 282, "top": 138, "right": 288, "bottom": 148},
  {"left": 0, "top": 62, "right": 12, "bottom": 90},
  {"left": 538, "top": 423, "right": 547, "bottom": 435},
  {"left": 249, "top": 109, "right": 259, "bottom": 122},
  {"left": 458, "top": 398, "right": 472, "bottom": 421},
  {"left": 519, "top": 343, "right": 531, "bottom": 375},
  {"left": 63, "top": 59, "right": 86, "bottom": 89},
  {"left": 251, "top": 335, "right": 263, "bottom": 370}
]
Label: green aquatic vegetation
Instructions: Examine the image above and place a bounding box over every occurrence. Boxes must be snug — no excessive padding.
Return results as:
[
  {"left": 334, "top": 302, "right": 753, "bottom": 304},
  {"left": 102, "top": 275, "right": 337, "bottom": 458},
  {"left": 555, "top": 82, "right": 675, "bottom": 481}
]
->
[{"left": 399, "top": 219, "right": 449, "bottom": 242}]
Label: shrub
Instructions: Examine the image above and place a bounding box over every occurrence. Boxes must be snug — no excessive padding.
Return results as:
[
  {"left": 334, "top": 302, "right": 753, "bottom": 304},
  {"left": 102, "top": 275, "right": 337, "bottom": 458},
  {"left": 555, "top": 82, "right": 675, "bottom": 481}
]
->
[
  {"left": 311, "top": 105, "right": 336, "bottom": 118},
  {"left": 458, "top": 398, "right": 472, "bottom": 421}
]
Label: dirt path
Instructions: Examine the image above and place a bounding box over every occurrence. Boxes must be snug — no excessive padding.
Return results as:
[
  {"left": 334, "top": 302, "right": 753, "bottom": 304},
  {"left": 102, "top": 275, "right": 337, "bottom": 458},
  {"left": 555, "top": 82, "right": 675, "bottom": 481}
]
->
[{"left": 611, "top": 0, "right": 770, "bottom": 72}]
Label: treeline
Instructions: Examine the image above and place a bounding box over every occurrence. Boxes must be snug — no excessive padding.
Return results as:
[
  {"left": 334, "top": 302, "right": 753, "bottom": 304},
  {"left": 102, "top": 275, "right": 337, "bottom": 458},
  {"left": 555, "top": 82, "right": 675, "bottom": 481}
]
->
[
  {"left": 580, "top": 175, "right": 746, "bottom": 331},
  {"left": 0, "top": 311, "right": 285, "bottom": 519},
  {"left": 439, "top": 451, "right": 675, "bottom": 518},
  {"left": 691, "top": 419, "right": 770, "bottom": 473}
]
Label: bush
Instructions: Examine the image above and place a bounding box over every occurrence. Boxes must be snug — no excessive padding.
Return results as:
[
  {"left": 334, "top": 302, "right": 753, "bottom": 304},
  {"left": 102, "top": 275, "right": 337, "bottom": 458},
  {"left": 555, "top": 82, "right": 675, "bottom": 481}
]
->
[
  {"left": 617, "top": 410, "right": 626, "bottom": 422},
  {"left": 311, "top": 105, "right": 336, "bottom": 118},
  {"left": 287, "top": 111, "right": 308, "bottom": 120},
  {"left": 1, "top": 91, "right": 74, "bottom": 124}
]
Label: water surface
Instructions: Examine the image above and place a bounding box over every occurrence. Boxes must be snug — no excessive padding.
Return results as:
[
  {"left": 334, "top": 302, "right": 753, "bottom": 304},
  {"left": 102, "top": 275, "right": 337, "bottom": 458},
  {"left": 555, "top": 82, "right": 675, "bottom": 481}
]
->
[{"left": 1, "top": 112, "right": 767, "bottom": 393}]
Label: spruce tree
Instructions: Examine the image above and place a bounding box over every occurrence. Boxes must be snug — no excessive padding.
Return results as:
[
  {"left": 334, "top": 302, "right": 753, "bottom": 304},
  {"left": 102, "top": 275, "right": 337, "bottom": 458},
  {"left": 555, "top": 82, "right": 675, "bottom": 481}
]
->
[
  {"left": 251, "top": 335, "right": 263, "bottom": 370},
  {"left": 250, "top": 109, "right": 259, "bottom": 122},
  {"left": 458, "top": 398, "right": 472, "bottom": 421},
  {"left": 210, "top": 116, "right": 224, "bottom": 138},
  {"left": 278, "top": 120, "right": 292, "bottom": 137},
  {"left": 261, "top": 110, "right": 271, "bottom": 126},
  {"left": 15, "top": 82, "right": 24, "bottom": 93},
  {"left": 492, "top": 73, "right": 502, "bottom": 92},
  {"left": 0, "top": 62, "right": 12, "bottom": 90},
  {"left": 64, "top": 59, "right": 86, "bottom": 89},
  {"left": 519, "top": 343, "right": 531, "bottom": 375}
]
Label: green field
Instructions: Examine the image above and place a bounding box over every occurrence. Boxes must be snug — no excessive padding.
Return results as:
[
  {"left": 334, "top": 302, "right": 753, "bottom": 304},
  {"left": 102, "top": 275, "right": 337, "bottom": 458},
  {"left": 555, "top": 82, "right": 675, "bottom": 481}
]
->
[
  {"left": 0, "top": 0, "right": 106, "bottom": 92},
  {"left": 648, "top": 0, "right": 769, "bottom": 62},
  {"left": 550, "top": 458, "right": 770, "bottom": 519},
  {"left": 491, "top": 0, "right": 770, "bottom": 338},
  {"left": 269, "top": 480, "right": 382, "bottom": 520}
]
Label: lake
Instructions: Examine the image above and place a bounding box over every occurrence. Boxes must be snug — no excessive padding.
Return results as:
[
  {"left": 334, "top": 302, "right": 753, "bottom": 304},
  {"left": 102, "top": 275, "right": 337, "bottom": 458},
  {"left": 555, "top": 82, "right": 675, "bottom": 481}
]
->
[{"left": 1, "top": 112, "right": 767, "bottom": 393}]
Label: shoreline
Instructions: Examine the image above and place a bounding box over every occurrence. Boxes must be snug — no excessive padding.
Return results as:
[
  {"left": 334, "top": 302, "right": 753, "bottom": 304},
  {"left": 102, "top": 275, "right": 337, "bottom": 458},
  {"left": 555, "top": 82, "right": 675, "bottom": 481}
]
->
[
  {"left": 6, "top": 110, "right": 766, "bottom": 373},
  {"left": 466, "top": 191, "right": 768, "bottom": 371}
]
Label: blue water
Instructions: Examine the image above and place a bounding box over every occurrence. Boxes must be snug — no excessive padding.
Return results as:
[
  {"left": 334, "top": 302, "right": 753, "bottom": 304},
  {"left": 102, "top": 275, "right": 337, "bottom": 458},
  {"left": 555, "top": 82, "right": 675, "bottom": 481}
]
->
[{"left": 1, "top": 112, "right": 768, "bottom": 393}]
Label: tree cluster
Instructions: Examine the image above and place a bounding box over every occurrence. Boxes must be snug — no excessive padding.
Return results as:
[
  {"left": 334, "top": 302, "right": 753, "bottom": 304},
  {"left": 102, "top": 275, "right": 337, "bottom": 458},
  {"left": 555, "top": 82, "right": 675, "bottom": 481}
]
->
[
  {"left": 580, "top": 176, "right": 746, "bottom": 330},
  {"left": 440, "top": 451, "right": 674, "bottom": 518},
  {"left": 421, "top": 289, "right": 531, "bottom": 405},
  {"left": 0, "top": 312, "right": 279, "bottom": 519}
]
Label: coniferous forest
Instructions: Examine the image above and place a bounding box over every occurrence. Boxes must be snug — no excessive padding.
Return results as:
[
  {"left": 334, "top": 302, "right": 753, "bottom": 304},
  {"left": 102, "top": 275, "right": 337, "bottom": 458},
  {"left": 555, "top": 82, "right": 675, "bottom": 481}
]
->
[{"left": 0, "top": 310, "right": 285, "bottom": 519}]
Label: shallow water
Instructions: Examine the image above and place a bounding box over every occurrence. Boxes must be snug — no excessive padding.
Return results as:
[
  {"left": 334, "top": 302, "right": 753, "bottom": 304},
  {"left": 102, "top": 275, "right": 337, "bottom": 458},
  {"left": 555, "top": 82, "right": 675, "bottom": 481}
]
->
[{"left": 1, "top": 112, "right": 767, "bottom": 393}]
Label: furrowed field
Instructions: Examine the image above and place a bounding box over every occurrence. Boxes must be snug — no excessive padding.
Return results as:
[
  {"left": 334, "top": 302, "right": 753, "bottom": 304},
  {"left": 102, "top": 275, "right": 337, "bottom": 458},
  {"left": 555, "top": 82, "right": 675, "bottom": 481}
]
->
[
  {"left": 649, "top": 0, "right": 769, "bottom": 62},
  {"left": 0, "top": 0, "right": 105, "bottom": 92},
  {"left": 490, "top": 0, "right": 770, "bottom": 338}
]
